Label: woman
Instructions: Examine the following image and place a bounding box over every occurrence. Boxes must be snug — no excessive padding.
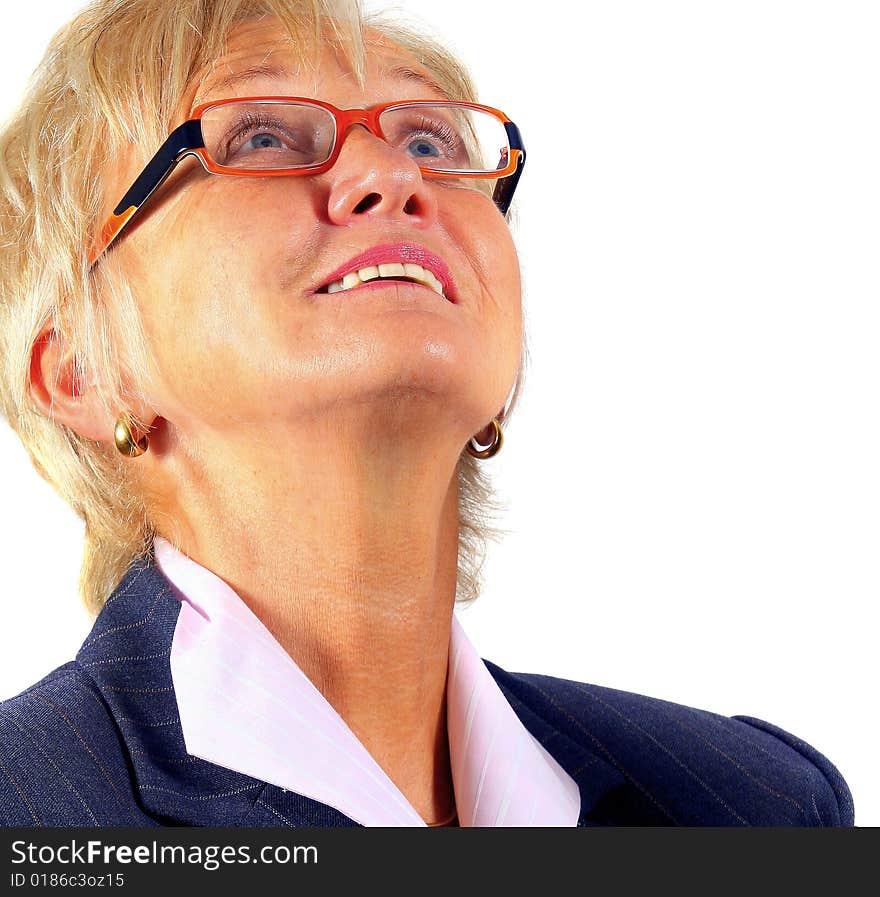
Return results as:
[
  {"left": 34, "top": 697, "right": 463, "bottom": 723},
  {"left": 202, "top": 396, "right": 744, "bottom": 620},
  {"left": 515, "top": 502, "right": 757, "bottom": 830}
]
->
[{"left": 0, "top": 0, "right": 854, "bottom": 827}]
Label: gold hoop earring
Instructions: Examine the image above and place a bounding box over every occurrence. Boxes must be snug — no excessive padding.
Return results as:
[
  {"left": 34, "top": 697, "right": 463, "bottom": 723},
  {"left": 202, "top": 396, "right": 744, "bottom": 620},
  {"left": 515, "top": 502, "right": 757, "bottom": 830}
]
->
[
  {"left": 114, "top": 413, "right": 149, "bottom": 458},
  {"left": 466, "top": 418, "right": 504, "bottom": 459}
]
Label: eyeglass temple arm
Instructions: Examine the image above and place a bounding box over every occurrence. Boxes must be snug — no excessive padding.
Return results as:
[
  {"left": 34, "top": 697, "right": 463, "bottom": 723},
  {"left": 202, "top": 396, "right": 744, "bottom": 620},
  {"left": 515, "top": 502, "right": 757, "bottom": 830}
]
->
[
  {"left": 89, "top": 120, "right": 204, "bottom": 269},
  {"left": 493, "top": 121, "right": 527, "bottom": 218}
]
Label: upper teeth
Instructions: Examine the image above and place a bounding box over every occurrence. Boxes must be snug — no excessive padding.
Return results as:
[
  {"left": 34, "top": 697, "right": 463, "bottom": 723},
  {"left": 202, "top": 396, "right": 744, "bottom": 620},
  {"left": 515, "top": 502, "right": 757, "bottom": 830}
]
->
[{"left": 325, "top": 262, "right": 446, "bottom": 298}]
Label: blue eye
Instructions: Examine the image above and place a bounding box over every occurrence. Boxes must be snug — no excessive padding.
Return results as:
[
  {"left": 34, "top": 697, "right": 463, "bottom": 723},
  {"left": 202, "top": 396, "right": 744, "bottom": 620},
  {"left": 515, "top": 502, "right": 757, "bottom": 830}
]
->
[
  {"left": 246, "top": 132, "right": 284, "bottom": 150},
  {"left": 408, "top": 139, "right": 441, "bottom": 158}
]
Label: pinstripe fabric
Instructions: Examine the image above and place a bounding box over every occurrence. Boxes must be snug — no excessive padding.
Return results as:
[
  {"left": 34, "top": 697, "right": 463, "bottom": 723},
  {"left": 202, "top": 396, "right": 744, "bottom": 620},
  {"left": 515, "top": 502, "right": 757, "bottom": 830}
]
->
[
  {"left": 0, "top": 545, "right": 855, "bottom": 827},
  {"left": 155, "top": 536, "right": 581, "bottom": 826}
]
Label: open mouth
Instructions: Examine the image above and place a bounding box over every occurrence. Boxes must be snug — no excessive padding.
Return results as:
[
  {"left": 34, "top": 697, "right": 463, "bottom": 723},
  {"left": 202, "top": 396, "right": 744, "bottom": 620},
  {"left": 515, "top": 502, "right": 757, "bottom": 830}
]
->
[{"left": 316, "top": 262, "right": 448, "bottom": 300}]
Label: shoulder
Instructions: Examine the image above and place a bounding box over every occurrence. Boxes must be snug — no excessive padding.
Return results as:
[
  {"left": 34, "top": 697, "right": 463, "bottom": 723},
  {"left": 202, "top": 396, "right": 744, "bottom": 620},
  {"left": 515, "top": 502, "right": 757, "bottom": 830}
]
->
[
  {"left": 0, "top": 662, "right": 152, "bottom": 826},
  {"left": 486, "top": 661, "right": 854, "bottom": 827}
]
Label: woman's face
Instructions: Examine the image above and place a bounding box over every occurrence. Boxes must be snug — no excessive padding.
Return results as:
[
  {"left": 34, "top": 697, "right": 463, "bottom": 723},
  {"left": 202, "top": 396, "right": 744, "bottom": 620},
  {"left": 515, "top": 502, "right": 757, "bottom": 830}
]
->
[{"left": 109, "top": 17, "right": 522, "bottom": 456}]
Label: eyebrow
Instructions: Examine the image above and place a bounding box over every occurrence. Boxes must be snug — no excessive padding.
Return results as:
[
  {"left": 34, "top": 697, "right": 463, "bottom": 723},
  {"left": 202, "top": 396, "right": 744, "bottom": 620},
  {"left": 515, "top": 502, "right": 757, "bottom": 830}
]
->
[
  {"left": 384, "top": 65, "right": 450, "bottom": 100},
  {"left": 194, "top": 61, "right": 451, "bottom": 105},
  {"left": 195, "top": 61, "right": 296, "bottom": 100}
]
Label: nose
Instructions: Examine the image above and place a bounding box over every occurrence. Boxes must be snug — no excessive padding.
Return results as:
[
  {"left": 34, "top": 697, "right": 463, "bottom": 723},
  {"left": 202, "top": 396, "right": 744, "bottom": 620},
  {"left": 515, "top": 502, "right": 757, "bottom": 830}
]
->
[{"left": 323, "top": 124, "right": 439, "bottom": 228}]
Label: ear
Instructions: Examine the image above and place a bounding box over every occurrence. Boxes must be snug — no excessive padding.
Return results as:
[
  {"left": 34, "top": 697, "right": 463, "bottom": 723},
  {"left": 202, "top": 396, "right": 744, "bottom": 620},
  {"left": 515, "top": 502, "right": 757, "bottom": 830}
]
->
[{"left": 28, "top": 327, "right": 115, "bottom": 444}]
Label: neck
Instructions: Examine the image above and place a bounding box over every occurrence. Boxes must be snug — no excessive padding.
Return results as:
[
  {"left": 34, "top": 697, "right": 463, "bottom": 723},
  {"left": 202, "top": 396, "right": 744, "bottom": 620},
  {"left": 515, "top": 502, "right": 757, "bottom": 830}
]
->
[{"left": 144, "top": 409, "right": 467, "bottom": 823}]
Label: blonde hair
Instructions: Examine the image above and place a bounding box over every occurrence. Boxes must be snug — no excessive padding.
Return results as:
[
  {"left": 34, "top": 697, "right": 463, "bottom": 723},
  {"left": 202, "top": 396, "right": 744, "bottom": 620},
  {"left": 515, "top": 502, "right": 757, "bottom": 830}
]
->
[{"left": 0, "top": 0, "right": 529, "bottom": 616}]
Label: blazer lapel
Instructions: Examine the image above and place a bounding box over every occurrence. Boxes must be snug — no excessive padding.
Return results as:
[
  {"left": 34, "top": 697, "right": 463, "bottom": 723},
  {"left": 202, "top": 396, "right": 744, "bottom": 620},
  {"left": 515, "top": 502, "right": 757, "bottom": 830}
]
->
[
  {"left": 74, "top": 553, "right": 362, "bottom": 827},
  {"left": 482, "top": 660, "right": 675, "bottom": 826}
]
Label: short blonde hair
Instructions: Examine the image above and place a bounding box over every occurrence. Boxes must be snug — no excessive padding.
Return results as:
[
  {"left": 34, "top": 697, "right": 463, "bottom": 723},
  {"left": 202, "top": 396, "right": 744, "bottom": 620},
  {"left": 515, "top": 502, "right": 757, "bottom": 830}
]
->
[{"left": 0, "top": 0, "right": 529, "bottom": 616}]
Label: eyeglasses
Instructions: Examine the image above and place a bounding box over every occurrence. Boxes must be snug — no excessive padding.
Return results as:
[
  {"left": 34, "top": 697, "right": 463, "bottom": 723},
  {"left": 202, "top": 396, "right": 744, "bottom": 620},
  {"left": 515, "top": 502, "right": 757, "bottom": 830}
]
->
[{"left": 88, "top": 96, "right": 526, "bottom": 269}]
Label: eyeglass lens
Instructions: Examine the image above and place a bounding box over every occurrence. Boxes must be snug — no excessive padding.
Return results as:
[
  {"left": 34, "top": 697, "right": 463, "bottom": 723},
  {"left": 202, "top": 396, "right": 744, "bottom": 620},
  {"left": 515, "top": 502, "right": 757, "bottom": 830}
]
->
[{"left": 199, "top": 101, "right": 511, "bottom": 174}]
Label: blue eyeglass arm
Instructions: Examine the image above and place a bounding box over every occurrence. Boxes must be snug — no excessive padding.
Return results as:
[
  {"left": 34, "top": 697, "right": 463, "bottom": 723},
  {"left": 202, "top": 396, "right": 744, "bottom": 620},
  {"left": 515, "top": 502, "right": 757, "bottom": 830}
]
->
[
  {"left": 111, "top": 119, "right": 204, "bottom": 216},
  {"left": 492, "top": 121, "right": 526, "bottom": 218}
]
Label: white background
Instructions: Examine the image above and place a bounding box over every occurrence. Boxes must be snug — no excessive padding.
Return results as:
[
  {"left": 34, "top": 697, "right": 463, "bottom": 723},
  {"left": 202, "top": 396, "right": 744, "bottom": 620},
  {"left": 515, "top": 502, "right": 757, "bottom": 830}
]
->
[{"left": 0, "top": 1, "right": 876, "bottom": 825}]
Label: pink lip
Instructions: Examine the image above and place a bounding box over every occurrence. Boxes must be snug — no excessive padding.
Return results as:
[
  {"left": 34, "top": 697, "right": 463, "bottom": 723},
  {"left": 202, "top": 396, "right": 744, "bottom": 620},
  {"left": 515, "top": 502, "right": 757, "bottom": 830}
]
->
[{"left": 313, "top": 242, "right": 457, "bottom": 303}]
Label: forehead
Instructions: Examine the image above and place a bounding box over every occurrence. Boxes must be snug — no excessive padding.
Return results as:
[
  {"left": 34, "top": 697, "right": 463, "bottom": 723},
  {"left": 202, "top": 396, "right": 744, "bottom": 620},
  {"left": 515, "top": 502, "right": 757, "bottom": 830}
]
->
[{"left": 188, "top": 17, "right": 449, "bottom": 112}]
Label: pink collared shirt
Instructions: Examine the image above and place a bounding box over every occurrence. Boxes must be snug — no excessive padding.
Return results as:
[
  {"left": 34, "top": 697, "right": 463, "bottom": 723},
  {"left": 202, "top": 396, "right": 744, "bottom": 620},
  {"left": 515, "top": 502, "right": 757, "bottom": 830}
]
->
[{"left": 154, "top": 536, "right": 581, "bottom": 826}]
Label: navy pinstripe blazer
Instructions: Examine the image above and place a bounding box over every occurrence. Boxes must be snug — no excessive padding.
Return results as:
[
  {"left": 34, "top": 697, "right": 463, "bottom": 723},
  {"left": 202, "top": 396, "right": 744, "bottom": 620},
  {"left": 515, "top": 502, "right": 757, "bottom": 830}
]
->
[{"left": 0, "top": 551, "right": 855, "bottom": 827}]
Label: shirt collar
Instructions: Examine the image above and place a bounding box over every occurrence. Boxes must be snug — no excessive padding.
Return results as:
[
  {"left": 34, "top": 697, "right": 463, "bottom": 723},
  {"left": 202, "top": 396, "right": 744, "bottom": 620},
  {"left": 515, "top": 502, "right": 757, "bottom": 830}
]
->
[{"left": 154, "top": 535, "right": 581, "bottom": 826}]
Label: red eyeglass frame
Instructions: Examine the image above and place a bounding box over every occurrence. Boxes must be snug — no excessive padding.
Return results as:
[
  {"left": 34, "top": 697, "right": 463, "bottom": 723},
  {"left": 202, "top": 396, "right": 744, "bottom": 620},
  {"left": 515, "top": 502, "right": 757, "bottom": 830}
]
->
[{"left": 88, "top": 96, "right": 526, "bottom": 269}]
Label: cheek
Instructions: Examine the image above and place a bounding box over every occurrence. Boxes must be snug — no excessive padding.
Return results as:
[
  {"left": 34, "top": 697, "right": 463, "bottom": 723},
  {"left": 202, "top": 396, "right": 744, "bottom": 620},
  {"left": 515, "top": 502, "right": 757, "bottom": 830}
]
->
[
  {"left": 440, "top": 189, "right": 522, "bottom": 304},
  {"left": 474, "top": 216, "right": 523, "bottom": 360},
  {"left": 141, "top": 182, "right": 304, "bottom": 351},
  {"left": 130, "top": 220, "right": 260, "bottom": 378},
  {"left": 462, "top": 211, "right": 521, "bottom": 326},
  {"left": 451, "top": 207, "right": 523, "bottom": 383},
  {"left": 175, "top": 179, "right": 311, "bottom": 276}
]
